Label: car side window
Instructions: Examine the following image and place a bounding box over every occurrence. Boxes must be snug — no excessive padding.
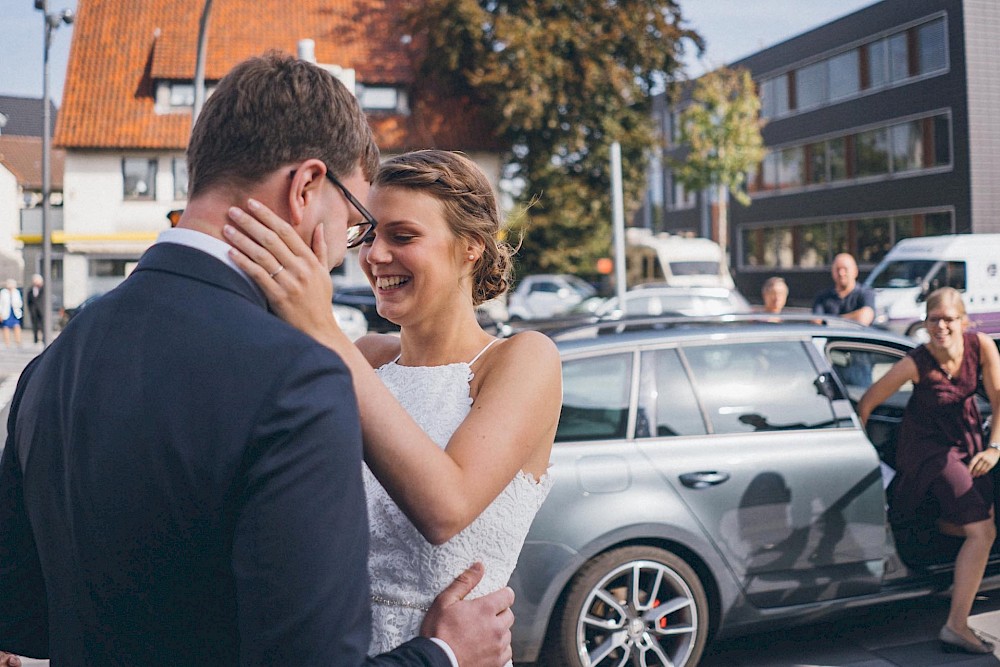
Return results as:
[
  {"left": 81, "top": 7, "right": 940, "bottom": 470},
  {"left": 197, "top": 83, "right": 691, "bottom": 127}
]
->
[
  {"left": 927, "top": 261, "right": 967, "bottom": 291},
  {"left": 531, "top": 281, "right": 560, "bottom": 294},
  {"left": 637, "top": 349, "right": 707, "bottom": 437},
  {"left": 683, "top": 341, "right": 838, "bottom": 434},
  {"left": 624, "top": 295, "right": 668, "bottom": 317},
  {"left": 556, "top": 353, "right": 633, "bottom": 442},
  {"left": 827, "top": 346, "right": 912, "bottom": 403}
]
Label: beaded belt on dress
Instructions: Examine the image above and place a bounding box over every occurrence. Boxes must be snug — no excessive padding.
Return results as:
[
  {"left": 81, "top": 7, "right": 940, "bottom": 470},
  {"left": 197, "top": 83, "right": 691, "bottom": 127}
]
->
[{"left": 371, "top": 592, "right": 430, "bottom": 612}]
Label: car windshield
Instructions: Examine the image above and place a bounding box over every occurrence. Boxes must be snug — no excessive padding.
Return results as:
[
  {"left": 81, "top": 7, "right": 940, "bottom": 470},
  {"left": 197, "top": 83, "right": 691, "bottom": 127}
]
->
[
  {"left": 597, "top": 290, "right": 750, "bottom": 317},
  {"left": 867, "top": 260, "right": 937, "bottom": 288},
  {"left": 564, "top": 276, "right": 597, "bottom": 298},
  {"left": 668, "top": 261, "right": 720, "bottom": 277}
]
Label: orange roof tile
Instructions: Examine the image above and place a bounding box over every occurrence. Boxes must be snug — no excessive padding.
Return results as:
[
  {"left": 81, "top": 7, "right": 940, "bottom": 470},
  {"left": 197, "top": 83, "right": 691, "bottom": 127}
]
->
[
  {"left": 0, "top": 136, "right": 65, "bottom": 190},
  {"left": 55, "top": 0, "right": 503, "bottom": 153}
]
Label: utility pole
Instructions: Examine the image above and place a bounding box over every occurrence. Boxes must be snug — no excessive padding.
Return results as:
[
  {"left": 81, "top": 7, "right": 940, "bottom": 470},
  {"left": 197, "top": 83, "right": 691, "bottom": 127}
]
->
[{"left": 35, "top": 0, "right": 74, "bottom": 346}]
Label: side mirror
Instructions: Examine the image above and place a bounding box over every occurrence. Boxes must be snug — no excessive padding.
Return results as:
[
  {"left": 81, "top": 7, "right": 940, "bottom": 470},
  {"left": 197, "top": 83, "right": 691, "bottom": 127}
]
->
[
  {"left": 915, "top": 281, "right": 931, "bottom": 303},
  {"left": 814, "top": 371, "right": 844, "bottom": 400}
]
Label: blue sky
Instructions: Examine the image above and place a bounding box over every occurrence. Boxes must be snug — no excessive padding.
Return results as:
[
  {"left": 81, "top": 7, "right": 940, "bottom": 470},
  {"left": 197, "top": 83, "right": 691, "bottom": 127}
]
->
[{"left": 0, "top": 1, "right": 879, "bottom": 105}]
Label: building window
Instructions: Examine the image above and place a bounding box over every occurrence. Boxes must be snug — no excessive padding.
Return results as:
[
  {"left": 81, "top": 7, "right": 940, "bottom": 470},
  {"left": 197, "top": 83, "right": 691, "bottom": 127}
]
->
[
  {"left": 918, "top": 18, "right": 947, "bottom": 74},
  {"left": 757, "top": 15, "right": 947, "bottom": 118},
  {"left": 89, "top": 259, "right": 130, "bottom": 277},
  {"left": 932, "top": 115, "right": 950, "bottom": 166},
  {"left": 670, "top": 177, "right": 696, "bottom": 210},
  {"left": 828, "top": 137, "right": 848, "bottom": 181},
  {"left": 358, "top": 85, "right": 408, "bottom": 113},
  {"left": 853, "top": 128, "right": 890, "bottom": 178},
  {"left": 925, "top": 211, "right": 954, "bottom": 235},
  {"left": 828, "top": 50, "right": 860, "bottom": 100},
  {"left": 794, "top": 222, "right": 829, "bottom": 268},
  {"left": 890, "top": 121, "right": 923, "bottom": 173},
  {"left": 154, "top": 81, "right": 218, "bottom": 114},
  {"left": 868, "top": 38, "right": 889, "bottom": 89},
  {"left": 670, "top": 110, "right": 684, "bottom": 143},
  {"left": 750, "top": 113, "right": 949, "bottom": 197},
  {"left": 887, "top": 32, "right": 909, "bottom": 83},
  {"left": 794, "top": 61, "right": 827, "bottom": 111},
  {"left": 805, "top": 142, "right": 827, "bottom": 184},
  {"left": 760, "top": 75, "right": 790, "bottom": 119},
  {"left": 172, "top": 158, "right": 188, "bottom": 200},
  {"left": 123, "top": 158, "right": 156, "bottom": 200},
  {"left": 169, "top": 83, "right": 195, "bottom": 107},
  {"left": 646, "top": 152, "right": 664, "bottom": 226},
  {"left": 778, "top": 147, "right": 804, "bottom": 189},
  {"left": 856, "top": 217, "right": 893, "bottom": 264},
  {"left": 739, "top": 209, "right": 955, "bottom": 270}
]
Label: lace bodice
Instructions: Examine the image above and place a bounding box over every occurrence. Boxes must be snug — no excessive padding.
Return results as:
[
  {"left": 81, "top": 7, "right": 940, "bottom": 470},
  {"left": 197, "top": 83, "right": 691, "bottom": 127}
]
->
[{"left": 365, "top": 351, "right": 552, "bottom": 656}]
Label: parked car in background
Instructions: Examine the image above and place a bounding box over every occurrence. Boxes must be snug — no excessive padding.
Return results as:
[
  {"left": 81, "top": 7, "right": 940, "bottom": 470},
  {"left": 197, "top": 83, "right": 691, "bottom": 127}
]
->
[
  {"left": 332, "top": 284, "right": 397, "bottom": 333},
  {"left": 509, "top": 314, "right": 996, "bottom": 666},
  {"left": 332, "top": 304, "right": 368, "bottom": 341},
  {"left": 597, "top": 285, "right": 752, "bottom": 319},
  {"left": 333, "top": 283, "right": 507, "bottom": 335},
  {"left": 507, "top": 274, "right": 598, "bottom": 321},
  {"left": 500, "top": 286, "right": 752, "bottom": 338},
  {"left": 58, "top": 293, "right": 105, "bottom": 329}
]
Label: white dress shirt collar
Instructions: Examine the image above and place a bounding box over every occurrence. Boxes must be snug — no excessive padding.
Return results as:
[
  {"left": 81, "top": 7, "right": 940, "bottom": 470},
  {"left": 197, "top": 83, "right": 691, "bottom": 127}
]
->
[{"left": 156, "top": 227, "right": 263, "bottom": 299}]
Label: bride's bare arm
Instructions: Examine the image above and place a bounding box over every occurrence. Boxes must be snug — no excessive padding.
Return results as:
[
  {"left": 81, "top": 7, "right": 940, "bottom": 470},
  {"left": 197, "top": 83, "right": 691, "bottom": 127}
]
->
[{"left": 225, "top": 201, "right": 561, "bottom": 544}]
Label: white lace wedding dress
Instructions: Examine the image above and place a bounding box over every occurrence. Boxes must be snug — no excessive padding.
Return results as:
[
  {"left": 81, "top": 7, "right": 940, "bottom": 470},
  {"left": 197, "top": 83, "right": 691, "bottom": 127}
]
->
[{"left": 365, "top": 342, "right": 553, "bottom": 660}]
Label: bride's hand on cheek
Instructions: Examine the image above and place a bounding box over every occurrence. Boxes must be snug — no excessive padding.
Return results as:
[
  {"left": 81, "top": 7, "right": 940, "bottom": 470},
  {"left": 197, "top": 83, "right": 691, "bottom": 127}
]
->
[{"left": 225, "top": 199, "right": 341, "bottom": 338}]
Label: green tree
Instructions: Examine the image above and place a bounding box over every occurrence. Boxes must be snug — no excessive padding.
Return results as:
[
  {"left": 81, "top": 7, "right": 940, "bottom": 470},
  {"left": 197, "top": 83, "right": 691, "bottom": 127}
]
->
[
  {"left": 670, "top": 66, "right": 765, "bottom": 259},
  {"left": 407, "top": 0, "right": 701, "bottom": 281}
]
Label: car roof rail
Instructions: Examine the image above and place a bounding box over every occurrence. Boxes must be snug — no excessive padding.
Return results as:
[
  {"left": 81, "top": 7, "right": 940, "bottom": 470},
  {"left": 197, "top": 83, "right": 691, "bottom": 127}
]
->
[{"left": 549, "top": 312, "right": 868, "bottom": 341}]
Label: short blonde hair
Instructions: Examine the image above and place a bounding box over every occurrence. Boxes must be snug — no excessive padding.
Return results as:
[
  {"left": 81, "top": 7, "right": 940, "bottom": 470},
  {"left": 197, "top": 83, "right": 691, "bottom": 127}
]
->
[{"left": 925, "top": 286, "right": 966, "bottom": 318}]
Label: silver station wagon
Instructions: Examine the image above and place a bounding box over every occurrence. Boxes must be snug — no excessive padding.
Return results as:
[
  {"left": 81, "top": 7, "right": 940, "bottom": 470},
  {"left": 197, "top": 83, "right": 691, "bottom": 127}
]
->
[{"left": 510, "top": 316, "right": 997, "bottom": 667}]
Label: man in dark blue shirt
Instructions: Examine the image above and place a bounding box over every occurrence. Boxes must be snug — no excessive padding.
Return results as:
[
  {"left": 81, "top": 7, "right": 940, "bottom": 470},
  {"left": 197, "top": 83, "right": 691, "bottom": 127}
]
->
[{"left": 813, "top": 253, "right": 875, "bottom": 325}]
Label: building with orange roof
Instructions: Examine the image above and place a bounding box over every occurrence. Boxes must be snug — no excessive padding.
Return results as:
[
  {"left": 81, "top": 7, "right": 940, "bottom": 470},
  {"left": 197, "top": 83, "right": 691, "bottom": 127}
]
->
[
  {"left": 45, "top": 0, "right": 504, "bottom": 308},
  {"left": 1, "top": 95, "right": 66, "bottom": 287}
]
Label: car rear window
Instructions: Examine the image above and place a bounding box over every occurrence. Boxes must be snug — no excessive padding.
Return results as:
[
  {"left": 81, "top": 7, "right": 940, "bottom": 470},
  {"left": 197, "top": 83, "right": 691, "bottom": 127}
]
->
[{"left": 556, "top": 353, "right": 632, "bottom": 442}]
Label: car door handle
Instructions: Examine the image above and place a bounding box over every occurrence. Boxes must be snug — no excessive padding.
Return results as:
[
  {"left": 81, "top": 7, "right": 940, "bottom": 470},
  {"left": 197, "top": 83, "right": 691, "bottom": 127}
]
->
[{"left": 679, "top": 471, "right": 730, "bottom": 489}]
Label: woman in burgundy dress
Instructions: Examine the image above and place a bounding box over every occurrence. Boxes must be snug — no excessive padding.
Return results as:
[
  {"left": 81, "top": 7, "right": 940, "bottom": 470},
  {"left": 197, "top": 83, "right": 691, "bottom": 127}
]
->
[{"left": 859, "top": 287, "right": 1000, "bottom": 654}]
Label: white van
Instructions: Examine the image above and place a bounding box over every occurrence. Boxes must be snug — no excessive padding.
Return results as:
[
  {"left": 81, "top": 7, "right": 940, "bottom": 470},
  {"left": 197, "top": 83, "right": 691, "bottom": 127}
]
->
[
  {"left": 625, "top": 227, "right": 734, "bottom": 288},
  {"left": 864, "top": 234, "right": 1000, "bottom": 338}
]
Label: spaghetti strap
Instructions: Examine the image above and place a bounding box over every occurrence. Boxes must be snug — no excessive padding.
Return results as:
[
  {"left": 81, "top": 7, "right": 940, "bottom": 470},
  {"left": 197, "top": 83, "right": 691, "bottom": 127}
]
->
[{"left": 467, "top": 339, "right": 499, "bottom": 366}]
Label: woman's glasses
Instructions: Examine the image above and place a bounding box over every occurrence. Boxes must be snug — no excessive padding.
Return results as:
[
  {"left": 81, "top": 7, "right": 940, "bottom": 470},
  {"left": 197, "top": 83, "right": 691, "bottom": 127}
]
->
[{"left": 926, "top": 315, "right": 961, "bottom": 326}]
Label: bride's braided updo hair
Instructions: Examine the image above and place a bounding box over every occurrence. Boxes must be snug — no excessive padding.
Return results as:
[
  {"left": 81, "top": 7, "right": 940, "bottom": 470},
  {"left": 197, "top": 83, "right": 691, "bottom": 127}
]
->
[{"left": 373, "top": 150, "right": 514, "bottom": 305}]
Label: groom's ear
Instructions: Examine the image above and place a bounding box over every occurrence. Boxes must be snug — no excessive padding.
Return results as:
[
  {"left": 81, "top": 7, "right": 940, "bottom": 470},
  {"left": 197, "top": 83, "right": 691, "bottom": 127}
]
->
[{"left": 286, "top": 159, "right": 326, "bottom": 227}]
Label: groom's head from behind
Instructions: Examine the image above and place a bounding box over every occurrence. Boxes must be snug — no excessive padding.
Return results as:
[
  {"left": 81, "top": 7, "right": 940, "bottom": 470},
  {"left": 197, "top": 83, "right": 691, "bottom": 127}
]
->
[{"left": 184, "top": 51, "right": 380, "bottom": 268}]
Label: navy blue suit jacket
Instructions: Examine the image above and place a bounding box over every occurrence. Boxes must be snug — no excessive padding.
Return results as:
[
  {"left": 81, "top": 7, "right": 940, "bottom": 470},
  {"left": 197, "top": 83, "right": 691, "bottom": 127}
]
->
[{"left": 0, "top": 243, "right": 447, "bottom": 666}]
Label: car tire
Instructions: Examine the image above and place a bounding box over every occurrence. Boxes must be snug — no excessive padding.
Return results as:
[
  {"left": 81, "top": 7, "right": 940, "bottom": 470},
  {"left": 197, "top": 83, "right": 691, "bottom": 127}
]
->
[{"left": 546, "top": 545, "right": 709, "bottom": 667}]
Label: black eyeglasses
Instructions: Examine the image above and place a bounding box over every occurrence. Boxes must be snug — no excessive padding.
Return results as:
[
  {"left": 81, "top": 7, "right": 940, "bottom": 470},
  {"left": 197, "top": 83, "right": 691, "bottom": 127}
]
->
[
  {"left": 325, "top": 171, "right": 378, "bottom": 248},
  {"left": 926, "top": 315, "right": 961, "bottom": 326}
]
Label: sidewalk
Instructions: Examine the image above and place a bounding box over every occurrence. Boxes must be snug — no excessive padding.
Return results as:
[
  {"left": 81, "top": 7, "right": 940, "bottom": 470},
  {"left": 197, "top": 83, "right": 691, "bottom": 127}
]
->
[{"left": 701, "top": 592, "right": 1000, "bottom": 666}]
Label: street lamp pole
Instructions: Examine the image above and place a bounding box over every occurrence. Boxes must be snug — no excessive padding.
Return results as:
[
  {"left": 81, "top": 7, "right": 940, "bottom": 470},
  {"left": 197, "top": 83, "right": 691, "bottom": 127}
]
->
[
  {"left": 35, "top": 0, "right": 74, "bottom": 347},
  {"left": 192, "top": 0, "right": 214, "bottom": 126}
]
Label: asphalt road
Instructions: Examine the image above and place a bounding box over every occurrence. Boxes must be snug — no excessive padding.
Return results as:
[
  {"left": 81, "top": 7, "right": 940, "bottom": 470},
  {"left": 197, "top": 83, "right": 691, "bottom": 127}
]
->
[
  {"left": 0, "top": 343, "right": 43, "bottom": 449},
  {"left": 698, "top": 591, "right": 1000, "bottom": 666}
]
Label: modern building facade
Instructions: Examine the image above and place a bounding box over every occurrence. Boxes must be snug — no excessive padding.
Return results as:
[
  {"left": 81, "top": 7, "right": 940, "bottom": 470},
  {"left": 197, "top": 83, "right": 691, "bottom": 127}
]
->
[{"left": 644, "top": 0, "right": 1000, "bottom": 305}]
